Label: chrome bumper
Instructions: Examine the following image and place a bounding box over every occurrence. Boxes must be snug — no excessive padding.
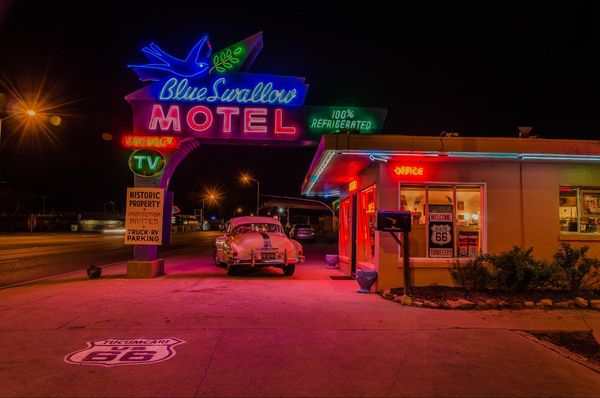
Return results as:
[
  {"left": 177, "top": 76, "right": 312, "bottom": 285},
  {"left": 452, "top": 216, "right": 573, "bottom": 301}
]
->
[{"left": 227, "top": 249, "right": 304, "bottom": 266}]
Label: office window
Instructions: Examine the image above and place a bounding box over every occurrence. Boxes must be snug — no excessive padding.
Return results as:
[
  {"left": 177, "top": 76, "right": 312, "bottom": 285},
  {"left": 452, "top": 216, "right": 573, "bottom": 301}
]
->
[
  {"left": 560, "top": 187, "right": 600, "bottom": 234},
  {"left": 400, "top": 184, "right": 483, "bottom": 258}
]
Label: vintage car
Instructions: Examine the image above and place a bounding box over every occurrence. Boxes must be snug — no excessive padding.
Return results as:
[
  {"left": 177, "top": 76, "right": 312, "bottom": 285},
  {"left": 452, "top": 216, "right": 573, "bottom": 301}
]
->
[{"left": 214, "top": 216, "right": 304, "bottom": 276}]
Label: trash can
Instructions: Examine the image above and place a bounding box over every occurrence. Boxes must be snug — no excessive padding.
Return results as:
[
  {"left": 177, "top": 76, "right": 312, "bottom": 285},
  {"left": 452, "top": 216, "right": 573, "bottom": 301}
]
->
[
  {"left": 356, "top": 269, "right": 377, "bottom": 293},
  {"left": 325, "top": 254, "right": 339, "bottom": 268}
]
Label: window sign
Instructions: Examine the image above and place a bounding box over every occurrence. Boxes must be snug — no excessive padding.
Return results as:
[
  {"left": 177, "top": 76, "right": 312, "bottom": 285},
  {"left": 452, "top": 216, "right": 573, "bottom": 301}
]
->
[
  {"left": 428, "top": 204, "right": 454, "bottom": 258},
  {"left": 305, "top": 106, "right": 387, "bottom": 138},
  {"left": 458, "top": 231, "right": 479, "bottom": 257}
]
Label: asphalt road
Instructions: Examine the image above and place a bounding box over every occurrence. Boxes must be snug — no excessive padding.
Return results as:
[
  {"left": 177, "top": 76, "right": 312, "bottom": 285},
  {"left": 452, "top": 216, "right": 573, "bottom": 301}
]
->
[
  {"left": 1, "top": 243, "right": 599, "bottom": 397},
  {"left": 0, "top": 231, "right": 219, "bottom": 288}
]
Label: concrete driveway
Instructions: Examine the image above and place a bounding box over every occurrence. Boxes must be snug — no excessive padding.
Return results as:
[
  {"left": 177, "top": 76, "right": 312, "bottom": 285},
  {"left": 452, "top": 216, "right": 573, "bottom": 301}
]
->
[{"left": 0, "top": 241, "right": 599, "bottom": 397}]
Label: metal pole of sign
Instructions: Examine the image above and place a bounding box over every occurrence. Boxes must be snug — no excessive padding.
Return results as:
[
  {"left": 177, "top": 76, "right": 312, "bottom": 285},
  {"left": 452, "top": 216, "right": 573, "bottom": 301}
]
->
[
  {"left": 388, "top": 231, "right": 411, "bottom": 296},
  {"left": 402, "top": 231, "right": 411, "bottom": 296}
]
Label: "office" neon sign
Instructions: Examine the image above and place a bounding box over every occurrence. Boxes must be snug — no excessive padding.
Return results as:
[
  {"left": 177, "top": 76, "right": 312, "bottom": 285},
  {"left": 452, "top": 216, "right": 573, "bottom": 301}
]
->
[{"left": 393, "top": 166, "right": 424, "bottom": 176}]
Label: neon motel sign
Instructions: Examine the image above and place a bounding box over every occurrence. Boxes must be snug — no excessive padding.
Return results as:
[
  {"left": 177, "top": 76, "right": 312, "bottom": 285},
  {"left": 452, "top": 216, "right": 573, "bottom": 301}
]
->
[{"left": 125, "top": 32, "right": 308, "bottom": 142}]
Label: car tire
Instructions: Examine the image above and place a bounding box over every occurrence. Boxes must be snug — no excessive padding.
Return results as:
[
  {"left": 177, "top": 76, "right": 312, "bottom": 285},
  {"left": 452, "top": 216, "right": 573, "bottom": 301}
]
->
[
  {"left": 227, "top": 263, "right": 239, "bottom": 276},
  {"left": 283, "top": 264, "right": 295, "bottom": 276}
]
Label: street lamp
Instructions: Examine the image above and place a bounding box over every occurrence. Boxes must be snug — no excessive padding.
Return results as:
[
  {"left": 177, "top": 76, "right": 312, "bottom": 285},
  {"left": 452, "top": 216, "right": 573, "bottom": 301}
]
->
[
  {"left": 201, "top": 188, "right": 221, "bottom": 229},
  {"left": 240, "top": 173, "right": 260, "bottom": 215},
  {"left": 0, "top": 108, "right": 39, "bottom": 144}
]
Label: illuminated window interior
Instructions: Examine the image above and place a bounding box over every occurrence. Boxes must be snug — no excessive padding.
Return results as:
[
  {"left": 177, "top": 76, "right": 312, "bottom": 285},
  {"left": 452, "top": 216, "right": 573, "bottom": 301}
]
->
[
  {"left": 560, "top": 187, "right": 599, "bottom": 234},
  {"left": 358, "top": 185, "right": 377, "bottom": 263},
  {"left": 400, "top": 184, "right": 482, "bottom": 258}
]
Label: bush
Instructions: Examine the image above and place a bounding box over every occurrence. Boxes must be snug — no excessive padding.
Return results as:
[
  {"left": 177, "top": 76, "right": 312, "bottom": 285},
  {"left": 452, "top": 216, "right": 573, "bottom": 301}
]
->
[
  {"left": 451, "top": 255, "right": 492, "bottom": 290},
  {"left": 487, "top": 246, "right": 554, "bottom": 291},
  {"left": 553, "top": 243, "right": 600, "bottom": 290}
]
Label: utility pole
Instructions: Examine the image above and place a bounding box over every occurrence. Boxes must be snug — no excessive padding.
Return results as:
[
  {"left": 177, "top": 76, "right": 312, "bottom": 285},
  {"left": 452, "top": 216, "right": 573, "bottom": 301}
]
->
[{"left": 41, "top": 195, "right": 48, "bottom": 215}]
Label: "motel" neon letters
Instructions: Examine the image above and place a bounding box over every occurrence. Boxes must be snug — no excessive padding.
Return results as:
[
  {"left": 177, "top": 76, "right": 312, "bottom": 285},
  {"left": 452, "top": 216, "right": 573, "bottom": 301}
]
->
[{"left": 147, "top": 104, "right": 298, "bottom": 137}]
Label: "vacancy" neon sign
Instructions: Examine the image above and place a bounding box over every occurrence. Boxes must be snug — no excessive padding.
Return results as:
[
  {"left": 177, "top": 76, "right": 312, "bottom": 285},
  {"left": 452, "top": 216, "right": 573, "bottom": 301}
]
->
[{"left": 121, "top": 135, "right": 178, "bottom": 149}]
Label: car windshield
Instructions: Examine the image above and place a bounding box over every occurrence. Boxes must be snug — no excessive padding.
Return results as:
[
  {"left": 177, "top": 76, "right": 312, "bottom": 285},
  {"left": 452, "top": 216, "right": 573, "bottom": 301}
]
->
[{"left": 232, "top": 223, "right": 283, "bottom": 235}]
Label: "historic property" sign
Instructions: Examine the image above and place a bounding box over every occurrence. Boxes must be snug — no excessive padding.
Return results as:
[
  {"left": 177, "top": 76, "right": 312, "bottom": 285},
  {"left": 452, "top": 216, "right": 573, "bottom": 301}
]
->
[{"left": 125, "top": 188, "right": 164, "bottom": 245}]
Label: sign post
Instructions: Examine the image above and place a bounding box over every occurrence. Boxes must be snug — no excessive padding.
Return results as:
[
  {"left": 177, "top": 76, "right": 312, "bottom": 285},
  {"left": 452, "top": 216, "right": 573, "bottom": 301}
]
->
[{"left": 376, "top": 210, "right": 412, "bottom": 295}]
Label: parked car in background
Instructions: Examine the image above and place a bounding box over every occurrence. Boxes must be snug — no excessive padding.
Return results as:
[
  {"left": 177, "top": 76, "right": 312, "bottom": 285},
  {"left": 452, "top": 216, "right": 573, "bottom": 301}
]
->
[
  {"left": 289, "top": 224, "right": 316, "bottom": 242},
  {"left": 214, "top": 216, "right": 304, "bottom": 276}
]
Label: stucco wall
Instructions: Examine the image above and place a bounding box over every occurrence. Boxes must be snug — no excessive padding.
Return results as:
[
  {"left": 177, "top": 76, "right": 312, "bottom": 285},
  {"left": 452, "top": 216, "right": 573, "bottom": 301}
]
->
[
  {"left": 374, "top": 160, "right": 600, "bottom": 289},
  {"left": 522, "top": 163, "right": 600, "bottom": 259}
]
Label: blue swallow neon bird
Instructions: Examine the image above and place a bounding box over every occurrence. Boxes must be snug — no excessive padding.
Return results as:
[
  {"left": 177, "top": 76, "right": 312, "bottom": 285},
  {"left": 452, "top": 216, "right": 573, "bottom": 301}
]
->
[{"left": 128, "top": 36, "right": 212, "bottom": 81}]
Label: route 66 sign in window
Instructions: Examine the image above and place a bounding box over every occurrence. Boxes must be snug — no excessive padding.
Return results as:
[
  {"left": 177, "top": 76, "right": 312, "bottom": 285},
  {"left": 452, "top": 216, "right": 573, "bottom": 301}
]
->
[
  {"left": 431, "top": 224, "right": 452, "bottom": 245},
  {"left": 428, "top": 205, "right": 454, "bottom": 258}
]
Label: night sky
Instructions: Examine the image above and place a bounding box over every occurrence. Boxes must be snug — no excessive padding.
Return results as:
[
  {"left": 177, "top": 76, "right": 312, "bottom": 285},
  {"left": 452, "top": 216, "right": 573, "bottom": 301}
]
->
[{"left": 1, "top": 1, "right": 599, "bottom": 216}]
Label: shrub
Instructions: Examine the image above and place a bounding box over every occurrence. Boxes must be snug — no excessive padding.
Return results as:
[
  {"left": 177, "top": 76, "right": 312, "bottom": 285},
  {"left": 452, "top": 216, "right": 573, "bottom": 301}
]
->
[
  {"left": 553, "top": 243, "right": 600, "bottom": 290},
  {"left": 487, "top": 246, "right": 553, "bottom": 291},
  {"left": 450, "top": 255, "right": 492, "bottom": 290}
]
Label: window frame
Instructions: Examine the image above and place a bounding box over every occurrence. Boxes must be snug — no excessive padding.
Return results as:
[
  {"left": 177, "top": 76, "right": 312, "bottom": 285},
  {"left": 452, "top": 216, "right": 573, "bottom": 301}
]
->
[
  {"left": 559, "top": 186, "right": 600, "bottom": 235},
  {"left": 397, "top": 182, "right": 487, "bottom": 259}
]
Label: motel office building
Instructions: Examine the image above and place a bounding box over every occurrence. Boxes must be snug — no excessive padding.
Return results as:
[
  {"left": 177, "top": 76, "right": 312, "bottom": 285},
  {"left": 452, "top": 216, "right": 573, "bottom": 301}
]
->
[{"left": 302, "top": 135, "right": 600, "bottom": 289}]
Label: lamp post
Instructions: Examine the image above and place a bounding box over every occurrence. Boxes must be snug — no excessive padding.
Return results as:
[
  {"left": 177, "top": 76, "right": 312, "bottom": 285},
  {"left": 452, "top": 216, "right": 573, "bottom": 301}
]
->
[
  {"left": 241, "top": 174, "right": 260, "bottom": 215},
  {"left": 201, "top": 191, "right": 220, "bottom": 230},
  {"left": 41, "top": 195, "right": 48, "bottom": 215}
]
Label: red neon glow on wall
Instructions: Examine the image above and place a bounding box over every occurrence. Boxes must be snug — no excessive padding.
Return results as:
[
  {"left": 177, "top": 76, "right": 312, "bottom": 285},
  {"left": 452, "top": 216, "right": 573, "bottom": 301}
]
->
[
  {"left": 339, "top": 198, "right": 351, "bottom": 257},
  {"left": 121, "top": 135, "right": 179, "bottom": 149},
  {"left": 393, "top": 165, "right": 424, "bottom": 176}
]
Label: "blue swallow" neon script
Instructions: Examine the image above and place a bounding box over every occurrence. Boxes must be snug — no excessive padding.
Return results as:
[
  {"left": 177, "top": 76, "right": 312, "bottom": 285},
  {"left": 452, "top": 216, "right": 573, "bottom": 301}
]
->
[{"left": 158, "top": 77, "right": 300, "bottom": 106}]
